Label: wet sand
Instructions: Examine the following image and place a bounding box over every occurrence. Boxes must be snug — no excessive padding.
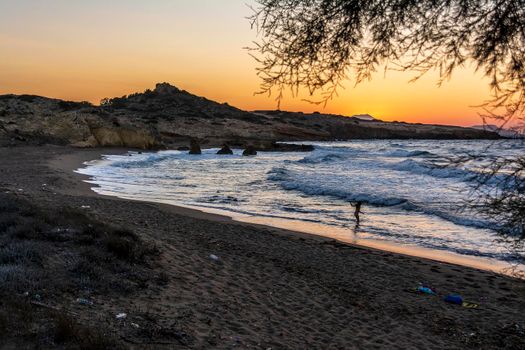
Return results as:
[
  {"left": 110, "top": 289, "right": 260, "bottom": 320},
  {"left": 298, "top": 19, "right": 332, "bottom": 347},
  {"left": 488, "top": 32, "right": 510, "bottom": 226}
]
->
[{"left": 1, "top": 145, "right": 525, "bottom": 349}]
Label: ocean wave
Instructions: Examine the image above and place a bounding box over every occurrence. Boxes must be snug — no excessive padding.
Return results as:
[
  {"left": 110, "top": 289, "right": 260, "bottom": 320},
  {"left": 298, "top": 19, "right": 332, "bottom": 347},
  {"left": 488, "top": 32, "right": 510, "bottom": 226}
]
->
[
  {"left": 298, "top": 152, "right": 349, "bottom": 164},
  {"left": 268, "top": 167, "right": 409, "bottom": 207},
  {"left": 186, "top": 202, "right": 326, "bottom": 224},
  {"left": 386, "top": 149, "right": 435, "bottom": 158},
  {"left": 297, "top": 147, "right": 436, "bottom": 166},
  {"left": 196, "top": 195, "right": 246, "bottom": 204},
  {"left": 268, "top": 167, "right": 493, "bottom": 230},
  {"left": 390, "top": 159, "right": 519, "bottom": 189},
  {"left": 110, "top": 153, "right": 177, "bottom": 169},
  {"left": 391, "top": 159, "right": 477, "bottom": 180}
]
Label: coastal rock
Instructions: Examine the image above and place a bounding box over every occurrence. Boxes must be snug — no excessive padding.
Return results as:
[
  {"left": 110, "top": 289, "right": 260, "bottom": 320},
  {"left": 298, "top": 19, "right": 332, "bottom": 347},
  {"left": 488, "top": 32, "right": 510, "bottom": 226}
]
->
[
  {"left": 177, "top": 146, "right": 190, "bottom": 151},
  {"left": 189, "top": 139, "right": 202, "bottom": 155},
  {"left": 260, "top": 143, "right": 315, "bottom": 152},
  {"left": 217, "top": 144, "right": 233, "bottom": 155},
  {"left": 90, "top": 127, "right": 159, "bottom": 149},
  {"left": 242, "top": 146, "right": 257, "bottom": 156}
]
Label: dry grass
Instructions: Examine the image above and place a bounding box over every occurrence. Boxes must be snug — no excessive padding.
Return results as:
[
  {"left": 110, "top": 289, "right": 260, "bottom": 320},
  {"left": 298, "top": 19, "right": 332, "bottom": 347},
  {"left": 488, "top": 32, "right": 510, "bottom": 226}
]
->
[{"left": 0, "top": 192, "right": 159, "bottom": 348}]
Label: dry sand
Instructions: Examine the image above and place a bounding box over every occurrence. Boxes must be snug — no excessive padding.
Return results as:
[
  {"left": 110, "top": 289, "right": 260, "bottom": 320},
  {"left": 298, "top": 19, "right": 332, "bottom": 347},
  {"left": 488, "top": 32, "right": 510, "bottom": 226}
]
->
[{"left": 1, "top": 145, "right": 525, "bottom": 349}]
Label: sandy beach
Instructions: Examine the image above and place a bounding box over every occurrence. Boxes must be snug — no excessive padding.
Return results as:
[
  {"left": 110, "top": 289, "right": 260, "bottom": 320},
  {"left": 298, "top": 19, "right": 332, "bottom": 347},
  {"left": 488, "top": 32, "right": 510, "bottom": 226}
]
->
[{"left": 1, "top": 145, "right": 525, "bottom": 349}]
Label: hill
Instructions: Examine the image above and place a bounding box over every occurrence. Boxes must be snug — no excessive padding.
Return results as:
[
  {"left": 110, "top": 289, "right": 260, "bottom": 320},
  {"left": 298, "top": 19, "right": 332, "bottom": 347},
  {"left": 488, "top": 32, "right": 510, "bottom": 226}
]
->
[
  {"left": 0, "top": 83, "right": 499, "bottom": 149},
  {"left": 470, "top": 124, "right": 523, "bottom": 138}
]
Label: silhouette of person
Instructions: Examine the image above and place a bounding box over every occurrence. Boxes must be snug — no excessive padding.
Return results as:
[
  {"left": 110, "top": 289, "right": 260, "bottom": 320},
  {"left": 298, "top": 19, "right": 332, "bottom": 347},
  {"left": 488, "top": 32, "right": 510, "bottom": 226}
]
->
[{"left": 352, "top": 201, "right": 363, "bottom": 226}]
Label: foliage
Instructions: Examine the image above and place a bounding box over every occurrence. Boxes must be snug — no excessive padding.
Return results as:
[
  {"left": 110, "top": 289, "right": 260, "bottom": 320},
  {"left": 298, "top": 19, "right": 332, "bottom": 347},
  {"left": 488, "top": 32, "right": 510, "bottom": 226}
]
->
[
  {"left": 469, "top": 156, "right": 525, "bottom": 237},
  {"left": 251, "top": 0, "right": 525, "bottom": 238},
  {"left": 250, "top": 0, "right": 525, "bottom": 126}
]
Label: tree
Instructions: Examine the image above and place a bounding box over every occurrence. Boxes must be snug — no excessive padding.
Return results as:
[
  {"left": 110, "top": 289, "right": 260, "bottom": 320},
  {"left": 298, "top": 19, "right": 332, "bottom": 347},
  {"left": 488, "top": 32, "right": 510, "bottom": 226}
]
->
[
  {"left": 250, "top": 1, "right": 524, "bottom": 117},
  {"left": 250, "top": 0, "right": 525, "bottom": 237}
]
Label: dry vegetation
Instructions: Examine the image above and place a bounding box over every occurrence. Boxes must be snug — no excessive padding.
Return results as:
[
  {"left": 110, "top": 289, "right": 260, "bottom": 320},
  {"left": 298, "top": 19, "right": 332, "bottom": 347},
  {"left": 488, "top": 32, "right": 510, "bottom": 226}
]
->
[{"left": 0, "top": 191, "right": 159, "bottom": 349}]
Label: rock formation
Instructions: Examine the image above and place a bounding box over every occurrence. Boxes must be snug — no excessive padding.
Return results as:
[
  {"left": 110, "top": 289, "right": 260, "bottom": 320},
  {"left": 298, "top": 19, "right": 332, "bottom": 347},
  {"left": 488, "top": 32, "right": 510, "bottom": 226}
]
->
[
  {"left": 189, "top": 139, "right": 201, "bottom": 155},
  {"left": 242, "top": 146, "right": 257, "bottom": 156},
  {"left": 217, "top": 144, "right": 233, "bottom": 155}
]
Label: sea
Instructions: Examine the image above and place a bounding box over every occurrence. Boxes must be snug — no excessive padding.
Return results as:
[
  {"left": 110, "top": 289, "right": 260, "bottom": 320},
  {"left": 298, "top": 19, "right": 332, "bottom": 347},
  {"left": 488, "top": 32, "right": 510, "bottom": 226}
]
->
[{"left": 77, "top": 140, "right": 525, "bottom": 274}]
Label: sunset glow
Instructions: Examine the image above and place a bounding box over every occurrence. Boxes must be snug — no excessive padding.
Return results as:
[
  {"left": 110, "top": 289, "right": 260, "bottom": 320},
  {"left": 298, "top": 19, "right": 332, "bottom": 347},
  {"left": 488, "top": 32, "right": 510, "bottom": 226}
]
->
[{"left": 0, "top": 0, "right": 494, "bottom": 126}]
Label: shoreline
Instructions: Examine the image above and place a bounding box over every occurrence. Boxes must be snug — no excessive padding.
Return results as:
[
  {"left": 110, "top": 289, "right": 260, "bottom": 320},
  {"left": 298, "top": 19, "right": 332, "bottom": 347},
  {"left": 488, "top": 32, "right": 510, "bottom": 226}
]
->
[
  {"left": 69, "top": 148, "right": 523, "bottom": 278},
  {"left": 2, "top": 145, "right": 524, "bottom": 348}
]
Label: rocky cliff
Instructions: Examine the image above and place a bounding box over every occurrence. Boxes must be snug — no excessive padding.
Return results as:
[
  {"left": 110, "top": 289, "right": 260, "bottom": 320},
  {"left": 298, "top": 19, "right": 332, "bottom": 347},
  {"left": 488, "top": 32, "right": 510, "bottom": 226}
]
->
[{"left": 0, "top": 83, "right": 499, "bottom": 149}]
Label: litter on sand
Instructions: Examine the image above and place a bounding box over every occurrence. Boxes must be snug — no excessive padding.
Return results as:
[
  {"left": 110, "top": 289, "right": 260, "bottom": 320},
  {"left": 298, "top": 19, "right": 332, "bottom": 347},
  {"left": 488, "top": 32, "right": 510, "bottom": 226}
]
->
[
  {"left": 76, "top": 298, "right": 94, "bottom": 306},
  {"left": 407, "top": 286, "right": 435, "bottom": 295},
  {"left": 461, "top": 301, "right": 479, "bottom": 309},
  {"left": 116, "top": 313, "right": 127, "bottom": 319},
  {"left": 408, "top": 287, "right": 480, "bottom": 309},
  {"left": 444, "top": 295, "right": 480, "bottom": 308},
  {"left": 444, "top": 294, "right": 463, "bottom": 305},
  {"left": 209, "top": 254, "right": 220, "bottom": 261},
  {"left": 417, "top": 286, "right": 435, "bottom": 294}
]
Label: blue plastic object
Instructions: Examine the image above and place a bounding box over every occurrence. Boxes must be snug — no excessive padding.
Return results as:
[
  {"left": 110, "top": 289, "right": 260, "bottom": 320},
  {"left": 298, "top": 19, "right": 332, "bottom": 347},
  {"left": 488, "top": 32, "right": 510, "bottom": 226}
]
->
[
  {"left": 444, "top": 294, "right": 463, "bottom": 305},
  {"left": 417, "top": 286, "right": 435, "bottom": 294}
]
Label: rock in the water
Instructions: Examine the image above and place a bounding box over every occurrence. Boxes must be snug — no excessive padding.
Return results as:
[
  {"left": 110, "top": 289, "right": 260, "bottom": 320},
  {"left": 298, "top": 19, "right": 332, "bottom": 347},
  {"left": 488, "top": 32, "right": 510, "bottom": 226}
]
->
[
  {"left": 177, "top": 146, "right": 190, "bottom": 151},
  {"left": 217, "top": 144, "right": 233, "bottom": 155},
  {"left": 189, "top": 139, "right": 201, "bottom": 155},
  {"left": 242, "top": 146, "right": 257, "bottom": 156},
  {"left": 260, "top": 142, "right": 315, "bottom": 152}
]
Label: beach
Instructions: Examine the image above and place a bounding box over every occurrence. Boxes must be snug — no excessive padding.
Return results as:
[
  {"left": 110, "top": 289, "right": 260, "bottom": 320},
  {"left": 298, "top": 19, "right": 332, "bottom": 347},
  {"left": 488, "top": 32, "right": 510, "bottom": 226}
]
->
[{"left": 1, "top": 145, "right": 525, "bottom": 349}]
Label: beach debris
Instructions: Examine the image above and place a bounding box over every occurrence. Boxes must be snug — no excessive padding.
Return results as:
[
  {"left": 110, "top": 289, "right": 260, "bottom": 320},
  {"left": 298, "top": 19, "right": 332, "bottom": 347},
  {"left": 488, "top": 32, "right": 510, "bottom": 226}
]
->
[
  {"left": 417, "top": 286, "right": 435, "bottom": 295},
  {"left": 461, "top": 301, "right": 479, "bottom": 309},
  {"left": 406, "top": 285, "right": 435, "bottom": 295},
  {"left": 444, "top": 294, "right": 480, "bottom": 308},
  {"left": 76, "top": 298, "right": 94, "bottom": 306},
  {"left": 131, "top": 322, "right": 140, "bottom": 329},
  {"left": 444, "top": 294, "right": 463, "bottom": 305},
  {"left": 209, "top": 254, "right": 220, "bottom": 262},
  {"left": 80, "top": 205, "right": 91, "bottom": 209},
  {"left": 116, "top": 313, "right": 127, "bottom": 319}
]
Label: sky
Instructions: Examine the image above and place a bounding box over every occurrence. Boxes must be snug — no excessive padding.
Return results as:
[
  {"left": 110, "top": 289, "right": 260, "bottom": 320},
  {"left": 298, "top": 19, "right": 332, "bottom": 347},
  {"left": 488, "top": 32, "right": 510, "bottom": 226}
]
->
[{"left": 0, "top": 0, "right": 495, "bottom": 126}]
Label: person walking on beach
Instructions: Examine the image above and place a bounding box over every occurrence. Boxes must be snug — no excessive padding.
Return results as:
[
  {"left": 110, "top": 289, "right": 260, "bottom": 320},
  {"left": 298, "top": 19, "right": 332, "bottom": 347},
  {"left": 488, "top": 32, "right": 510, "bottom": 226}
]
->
[{"left": 352, "top": 201, "right": 363, "bottom": 226}]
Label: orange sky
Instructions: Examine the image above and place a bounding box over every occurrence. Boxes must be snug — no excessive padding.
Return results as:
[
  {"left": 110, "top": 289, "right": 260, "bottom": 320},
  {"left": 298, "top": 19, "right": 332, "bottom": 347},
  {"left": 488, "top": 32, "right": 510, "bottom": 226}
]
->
[{"left": 0, "top": 0, "right": 495, "bottom": 126}]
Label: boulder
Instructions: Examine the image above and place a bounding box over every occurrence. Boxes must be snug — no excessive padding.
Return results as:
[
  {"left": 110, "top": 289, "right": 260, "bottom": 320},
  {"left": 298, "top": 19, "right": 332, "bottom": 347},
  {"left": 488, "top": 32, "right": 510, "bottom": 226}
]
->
[
  {"left": 217, "top": 144, "right": 233, "bottom": 155},
  {"left": 189, "top": 139, "right": 201, "bottom": 155},
  {"left": 260, "top": 142, "right": 315, "bottom": 152},
  {"left": 242, "top": 146, "right": 257, "bottom": 156}
]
